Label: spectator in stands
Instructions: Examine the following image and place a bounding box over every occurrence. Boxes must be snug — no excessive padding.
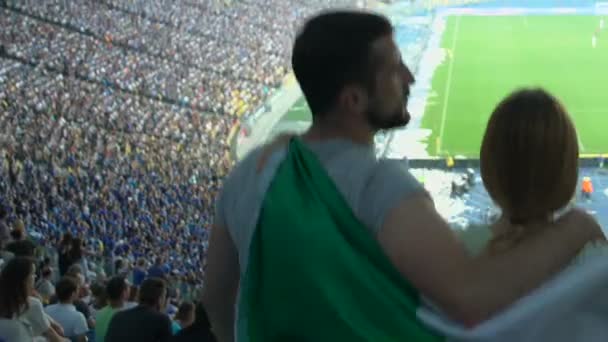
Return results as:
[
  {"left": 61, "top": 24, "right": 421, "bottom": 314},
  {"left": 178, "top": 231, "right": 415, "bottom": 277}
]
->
[
  {"left": 133, "top": 258, "right": 148, "bottom": 286},
  {"left": 171, "top": 301, "right": 195, "bottom": 335},
  {"left": 52, "top": 265, "right": 94, "bottom": 331},
  {"left": 5, "top": 221, "right": 36, "bottom": 257},
  {"left": 148, "top": 257, "right": 167, "bottom": 279},
  {"left": 114, "top": 258, "right": 130, "bottom": 278},
  {"left": 0, "top": 257, "right": 66, "bottom": 341},
  {"left": 205, "top": 10, "right": 605, "bottom": 340},
  {"left": 89, "top": 281, "right": 107, "bottom": 315},
  {"left": 459, "top": 89, "right": 606, "bottom": 260},
  {"left": 126, "top": 284, "right": 139, "bottom": 309},
  {"left": 95, "top": 276, "right": 130, "bottom": 342},
  {"left": 106, "top": 277, "right": 172, "bottom": 342},
  {"left": 74, "top": 272, "right": 95, "bottom": 330},
  {"left": 45, "top": 277, "right": 89, "bottom": 342},
  {"left": 57, "top": 233, "right": 73, "bottom": 277},
  {"left": 65, "top": 265, "right": 85, "bottom": 289},
  {"left": 165, "top": 287, "right": 180, "bottom": 318},
  {"left": 171, "top": 303, "right": 216, "bottom": 342},
  {"left": 0, "top": 207, "right": 12, "bottom": 269},
  {"left": 66, "top": 238, "right": 90, "bottom": 281},
  {"left": 36, "top": 266, "right": 56, "bottom": 304},
  {"left": 0, "top": 206, "right": 9, "bottom": 250}
]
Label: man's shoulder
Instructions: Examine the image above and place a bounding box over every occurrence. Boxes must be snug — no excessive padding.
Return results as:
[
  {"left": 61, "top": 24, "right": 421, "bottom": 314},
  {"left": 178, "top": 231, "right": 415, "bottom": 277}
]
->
[
  {"left": 111, "top": 306, "right": 135, "bottom": 320},
  {"left": 218, "top": 145, "right": 284, "bottom": 205},
  {"left": 153, "top": 310, "right": 171, "bottom": 323},
  {"left": 137, "top": 308, "right": 171, "bottom": 328},
  {"left": 96, "top": 305, "right": 113, "bottom": 317},
  {"left": 221, "top": 146, "right": 269, "bottom": 191},
  {"left": 44, "top": 303, "right": 59, "bottom": 312}
]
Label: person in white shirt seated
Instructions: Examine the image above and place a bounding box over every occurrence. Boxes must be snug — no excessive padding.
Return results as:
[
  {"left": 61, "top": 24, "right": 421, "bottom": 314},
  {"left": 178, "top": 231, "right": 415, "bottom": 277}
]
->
[
  {"left": 36, "top": 267, "right": 56, "bottom": 304},
  {"left": 0, "top": 257, "right": 68, "bottom": 342},
  {"left": 458, "top": 88, "right": 606, "bottom": 258},
  {"left": 45, "top": 276, "right": 89, "bottom": 342}
]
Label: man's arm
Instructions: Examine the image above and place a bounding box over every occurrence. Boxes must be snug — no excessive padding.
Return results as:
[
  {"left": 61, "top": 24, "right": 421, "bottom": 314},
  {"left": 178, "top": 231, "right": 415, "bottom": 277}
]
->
[
  {"left": 202, "top": 222, "right": 240, "bottom": 342},
  {"left": 378, "top": 194, "right": 602, "bottom": 326}
]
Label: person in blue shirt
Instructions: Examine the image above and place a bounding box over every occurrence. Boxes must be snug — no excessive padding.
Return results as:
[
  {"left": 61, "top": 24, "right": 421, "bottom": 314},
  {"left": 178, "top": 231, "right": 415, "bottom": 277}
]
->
[
  {"left": 148, "top": 257, "right": 166, "bottom": 279},
  {"left": 133, "top": 258, "right": 148, "bottom": 286}
]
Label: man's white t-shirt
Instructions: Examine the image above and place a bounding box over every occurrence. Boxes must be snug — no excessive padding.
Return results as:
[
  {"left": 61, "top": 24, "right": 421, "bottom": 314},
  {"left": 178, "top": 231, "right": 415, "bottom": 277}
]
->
[{"left": 45, "top": 303, "right": 88, "bottom": 338}]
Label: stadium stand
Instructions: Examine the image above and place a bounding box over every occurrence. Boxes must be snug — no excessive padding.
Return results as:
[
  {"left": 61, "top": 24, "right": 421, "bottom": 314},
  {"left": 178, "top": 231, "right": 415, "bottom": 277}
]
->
[{"left": 0, "top": 0, "right": 357, "bottom": 340}]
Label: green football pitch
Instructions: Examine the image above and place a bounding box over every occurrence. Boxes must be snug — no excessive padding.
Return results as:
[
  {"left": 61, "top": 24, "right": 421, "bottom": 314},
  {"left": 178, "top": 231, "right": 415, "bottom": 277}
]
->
[
  {"left": 282, "top": 14, "right": 608, "bottom": 157},
  {"left": 425, "top": 15, "right": 608, "bottom": 157}
]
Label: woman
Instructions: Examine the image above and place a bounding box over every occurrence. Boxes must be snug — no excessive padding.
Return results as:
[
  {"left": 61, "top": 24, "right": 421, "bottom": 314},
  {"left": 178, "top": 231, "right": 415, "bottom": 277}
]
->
[
  {"left": 57, "top": 233, "right": 73, "bottom": 276},
  {"left": 0, "top": 257, "right": 67, "bottom": 341},
  {"left": 459, "top": 88, "right": 605, "bottom": 258},
  {"left": 67, "top": 238, "right": 90, "bottom": 282}
]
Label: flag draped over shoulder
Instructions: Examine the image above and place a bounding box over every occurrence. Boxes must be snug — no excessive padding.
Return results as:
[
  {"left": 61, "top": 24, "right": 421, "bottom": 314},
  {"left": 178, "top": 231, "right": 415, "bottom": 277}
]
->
[
  {"left": 417, "top": 245, "right": 608, "bottom": 342},
  {"left": 238, "top": 138, "right": 443, "bottom": 341}
]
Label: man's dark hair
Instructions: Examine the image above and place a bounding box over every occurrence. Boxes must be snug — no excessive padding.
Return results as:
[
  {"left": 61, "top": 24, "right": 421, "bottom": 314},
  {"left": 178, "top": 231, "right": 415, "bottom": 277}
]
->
[
  {"left": 56, "top": 277, "right": 79, "bottom": 302},
  {"left": 106, "top": 276, "right": 128, "bottom": 301},
  {"left": 292, "top": 10, "right": 393, "bottom": 117},
  {"left": 139, "top": 277, "right": 166, "bottom": 307}
]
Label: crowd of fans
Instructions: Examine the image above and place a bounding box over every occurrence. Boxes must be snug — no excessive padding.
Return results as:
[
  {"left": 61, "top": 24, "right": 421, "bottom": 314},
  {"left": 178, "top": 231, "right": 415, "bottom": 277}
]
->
[{"left": 0, "top": 0, "right": 357, "bottom": 340}]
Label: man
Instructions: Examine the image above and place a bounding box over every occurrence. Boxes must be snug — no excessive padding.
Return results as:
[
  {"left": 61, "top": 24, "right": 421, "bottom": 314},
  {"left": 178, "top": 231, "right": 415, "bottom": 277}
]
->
[
  {"left": 105, "top": 277, "right": 172, "bottom": 342},
  {"left": 148, "top": 257, "right": 167, "bottom": 279},
  {"left": 203, "top": 10, "right": 603, "bottom": 341},
  {"left": 36, "top": 267, "right": 56, "bottom": 303},
  {"left": 132, "top": 258, "right": 148, "bottom": 286},
  {"left": 44, "top": 277, "right": 89, "bottom": 342},
  {"left": 95, "top": 276, "right": 130, "bottom": 342}
]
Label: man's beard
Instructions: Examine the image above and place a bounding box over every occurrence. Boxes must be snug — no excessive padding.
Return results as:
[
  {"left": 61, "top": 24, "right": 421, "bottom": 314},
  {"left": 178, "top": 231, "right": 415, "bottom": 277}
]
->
[{"left": 365, "top": 104, "right": 410, "bottom": 131}]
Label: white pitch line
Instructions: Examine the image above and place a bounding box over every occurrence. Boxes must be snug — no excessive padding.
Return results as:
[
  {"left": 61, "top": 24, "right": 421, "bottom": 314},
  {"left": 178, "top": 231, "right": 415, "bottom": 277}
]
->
[{"left": 438, "top": 15, "right": 461, "bottom": 154}]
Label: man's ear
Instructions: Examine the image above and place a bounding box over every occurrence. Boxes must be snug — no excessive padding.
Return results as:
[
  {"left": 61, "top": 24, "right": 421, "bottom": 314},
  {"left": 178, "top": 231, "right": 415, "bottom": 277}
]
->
[{"left": 337, "top": 84, "right": 368, "bottom": 113}]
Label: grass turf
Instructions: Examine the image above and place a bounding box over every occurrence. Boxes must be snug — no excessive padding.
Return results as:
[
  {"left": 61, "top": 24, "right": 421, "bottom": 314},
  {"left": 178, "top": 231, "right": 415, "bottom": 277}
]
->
[
  {"left": 424, "top": 15, "right": 608, "bottom": 157},
  {"left": 282, "top": 97, "right": 312, "bottom": 122}
]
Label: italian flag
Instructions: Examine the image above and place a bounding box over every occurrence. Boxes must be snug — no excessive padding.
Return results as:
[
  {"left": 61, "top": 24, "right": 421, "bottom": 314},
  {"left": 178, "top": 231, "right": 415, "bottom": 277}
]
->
[
  {"left": 235, "top": 138, "right": 443, "bottom": 341},
  {"left": 235, "top": 138, "right": 608, "bottom": 341}
]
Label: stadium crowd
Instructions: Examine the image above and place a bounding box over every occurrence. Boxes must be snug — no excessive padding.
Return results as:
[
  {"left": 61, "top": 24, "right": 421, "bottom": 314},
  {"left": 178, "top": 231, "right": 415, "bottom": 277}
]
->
[{"left": 0, "top": 0, "right": 358, "bottom": 340}]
